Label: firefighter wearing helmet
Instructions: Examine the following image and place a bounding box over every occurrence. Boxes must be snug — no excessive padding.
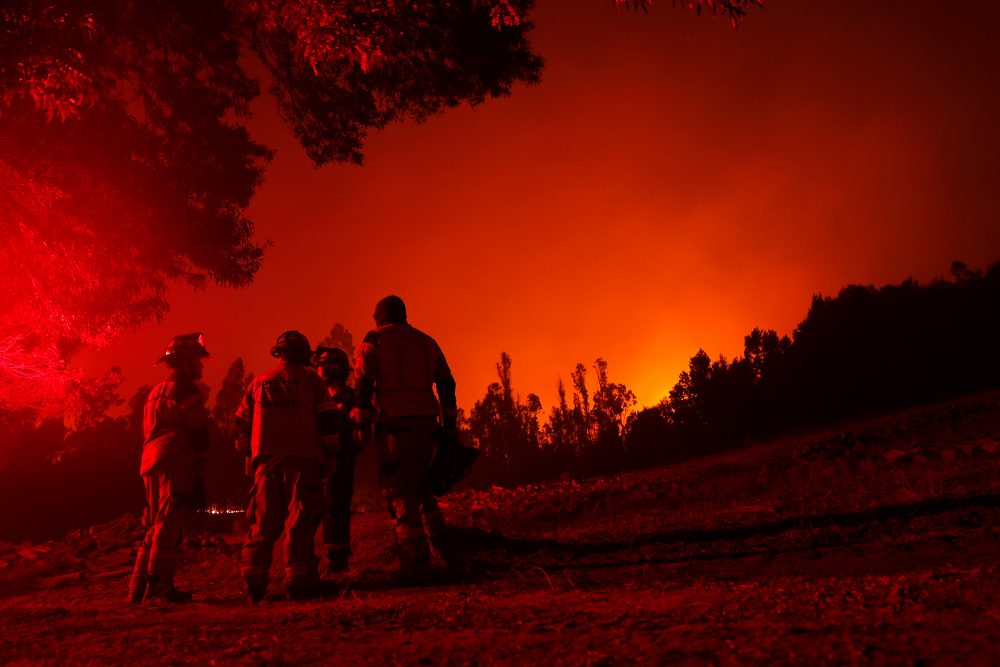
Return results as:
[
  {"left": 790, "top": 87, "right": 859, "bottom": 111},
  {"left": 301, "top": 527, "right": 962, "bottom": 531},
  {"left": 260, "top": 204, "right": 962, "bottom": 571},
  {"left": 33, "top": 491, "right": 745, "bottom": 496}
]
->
[
  {"left": 235, "top": 330, "right": 339, "bottom": 601},
  {"left": 352, "top": 296, "right": 459, "bottom": 579},
  {"left": 129, "top": 333, "right": 212, "bottom": 603},
  {"left": 312, "top": 345, "right": 359, "bottom": 573}
]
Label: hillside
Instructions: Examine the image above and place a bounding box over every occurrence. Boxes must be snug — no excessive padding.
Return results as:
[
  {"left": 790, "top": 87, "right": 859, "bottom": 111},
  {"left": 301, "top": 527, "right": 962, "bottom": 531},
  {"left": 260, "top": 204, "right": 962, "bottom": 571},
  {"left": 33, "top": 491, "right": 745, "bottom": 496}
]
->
[{"left": 1, "top": 391, "right": 999, "bottom": 665}]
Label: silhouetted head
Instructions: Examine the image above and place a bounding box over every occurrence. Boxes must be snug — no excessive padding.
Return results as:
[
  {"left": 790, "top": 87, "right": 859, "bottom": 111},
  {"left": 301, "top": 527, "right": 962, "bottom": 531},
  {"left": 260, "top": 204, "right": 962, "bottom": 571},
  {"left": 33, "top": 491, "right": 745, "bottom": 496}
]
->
[
  {"left": 270, "top": 330, "right": 313, "bottom": 365},
  {"left": 374, "top": 295, "right": 407, "bottom": 326},
  {"left": 156, "top": 333, "right": 209, "bottom": 381},
  {"left": 313, "top": 346, "right": 351, "bottom": 385}
]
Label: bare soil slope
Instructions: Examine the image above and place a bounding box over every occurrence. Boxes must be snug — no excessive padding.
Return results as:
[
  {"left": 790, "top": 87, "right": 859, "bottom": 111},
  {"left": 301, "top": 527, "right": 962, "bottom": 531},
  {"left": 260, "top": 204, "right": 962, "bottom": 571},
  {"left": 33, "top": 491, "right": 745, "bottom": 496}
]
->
[{"left": 2, "top": 392, "right": 999, "bottom": 665}]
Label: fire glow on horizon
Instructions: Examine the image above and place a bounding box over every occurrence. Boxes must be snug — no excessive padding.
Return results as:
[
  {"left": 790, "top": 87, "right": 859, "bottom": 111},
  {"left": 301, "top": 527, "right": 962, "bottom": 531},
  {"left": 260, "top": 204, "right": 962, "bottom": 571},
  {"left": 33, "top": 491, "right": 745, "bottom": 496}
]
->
[{"left": 73, "top": 0, "right": 1000, "bottom": 414}]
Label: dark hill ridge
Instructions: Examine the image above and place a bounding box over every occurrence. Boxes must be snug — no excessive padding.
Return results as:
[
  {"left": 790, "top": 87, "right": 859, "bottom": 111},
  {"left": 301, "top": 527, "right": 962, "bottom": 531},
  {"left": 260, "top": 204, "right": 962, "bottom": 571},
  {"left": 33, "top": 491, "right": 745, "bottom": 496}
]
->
[{"left": 1, "top": 390, "right": 998, "bottom": 664}]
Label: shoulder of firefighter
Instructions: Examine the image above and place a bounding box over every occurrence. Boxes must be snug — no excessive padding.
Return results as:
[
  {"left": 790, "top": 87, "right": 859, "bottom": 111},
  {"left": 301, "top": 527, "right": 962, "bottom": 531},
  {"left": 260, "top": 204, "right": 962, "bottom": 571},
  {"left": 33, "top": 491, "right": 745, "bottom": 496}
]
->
[{"left": 351, "top": 324, "right": 457, "bottom": 424}]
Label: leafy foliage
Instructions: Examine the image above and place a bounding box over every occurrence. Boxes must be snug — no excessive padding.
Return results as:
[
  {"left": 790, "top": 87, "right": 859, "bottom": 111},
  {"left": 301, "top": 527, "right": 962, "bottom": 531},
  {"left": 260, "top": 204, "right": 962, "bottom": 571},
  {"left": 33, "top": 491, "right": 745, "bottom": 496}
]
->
[
  {"left": 615, "top": 0, "right": 763, "bottom": 27},
  {"left": 317, "top": 323, "right": 356, "bottom": 361},
  {"left": 204, "top": 357, "right": 255, "bottom": 506},
  {"left": 249, "top": 0, "right": 544, "bottom": 164},
  {"left": 0, "top": 0, "right": 543, "bottom": 416},
  {"left": 466, "top": 261, "right": 998, "bottom": 487},
  {"left": 0, "top": 1, "right": 763, "bottom": 417},
  {"left": 467, "top": 353, "right": 636, "bottom": 484},
  {"left": 627, "top": 260, "right": 1000, "bottom": 463},
  {"left": 1, "top": 0, "right": 270, "bottom": 416},
  {"left": 467, "top": 353, "right": 544, "bottom": 483}
]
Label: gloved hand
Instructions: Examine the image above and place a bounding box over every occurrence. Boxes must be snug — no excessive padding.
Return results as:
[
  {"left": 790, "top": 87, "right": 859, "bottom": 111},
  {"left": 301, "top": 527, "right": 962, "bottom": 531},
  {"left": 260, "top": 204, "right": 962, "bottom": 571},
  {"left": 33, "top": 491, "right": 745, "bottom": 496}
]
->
[
  {"left": 350, "top": 406, "right": 373, "bottom": 449},
  {"left": 353, "top": 423, "right": 373, "bottom": 448}
]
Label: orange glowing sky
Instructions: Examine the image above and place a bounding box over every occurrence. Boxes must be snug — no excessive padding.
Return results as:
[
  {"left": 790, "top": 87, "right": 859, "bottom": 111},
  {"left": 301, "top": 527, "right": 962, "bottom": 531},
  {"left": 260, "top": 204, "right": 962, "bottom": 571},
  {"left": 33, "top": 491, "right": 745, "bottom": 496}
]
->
[{"left": 81, "top": 0, "right": 1000, "bottom": 412}]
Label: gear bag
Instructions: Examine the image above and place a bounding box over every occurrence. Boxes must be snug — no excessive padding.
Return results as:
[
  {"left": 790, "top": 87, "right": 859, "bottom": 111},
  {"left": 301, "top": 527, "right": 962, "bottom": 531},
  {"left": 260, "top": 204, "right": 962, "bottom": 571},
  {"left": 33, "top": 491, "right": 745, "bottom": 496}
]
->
[{"left": 429, "top": 430, "right": 480, "bottom": 496}]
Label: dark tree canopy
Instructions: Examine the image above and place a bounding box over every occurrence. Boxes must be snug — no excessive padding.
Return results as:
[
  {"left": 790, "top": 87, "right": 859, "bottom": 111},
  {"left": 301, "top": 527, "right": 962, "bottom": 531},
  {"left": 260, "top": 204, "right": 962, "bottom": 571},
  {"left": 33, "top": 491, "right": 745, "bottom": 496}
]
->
[
  {"left": 0, "top": 0, "right": 542, "bottom": 414},
  {"left": 250, "top": 0, "right": 544, "bottom": 164},
  {"left": 0, "top": 0, "right": 760, "bottom": 416},
  {"left": 467, "top": 353, "right": 636, "bottom": 484},
  {"left": 625, "top": 261, "right": 1000, "bottom": 464},
  {"left": 317, "top": 323, "right": 356, "bottom": 361},
  {"left": 1, "top": 1, "right": 271, "bottom": 414}
]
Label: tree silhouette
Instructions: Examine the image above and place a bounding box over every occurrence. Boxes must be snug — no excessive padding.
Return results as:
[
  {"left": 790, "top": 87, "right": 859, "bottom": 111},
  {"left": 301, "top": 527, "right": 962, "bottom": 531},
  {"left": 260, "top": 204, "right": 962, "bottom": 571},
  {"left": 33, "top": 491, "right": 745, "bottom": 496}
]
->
[
  {"left": 468, "top": 353, "right": 639, "bottom": 482},
  {"left": 468, "top": 352, "right": 544, "bottom": 483},
  {"left": 633, "top": 260, "right": 1000, "bottom": 467},
  {"left": 589, "top": 357, "right": 637, "bottom": 470},
  {"left": 544, "top": 378, "right": 577, "bottom": 464},
  {"left": 1, "top": 0, "right": 761, "bottom": 417},
  {"left": 1, "top": 1, "right": 270, "bottom": 415},
  {"left": 205, "top": 357, "right": 254, "bottom": 506},
  {"left": 0, "top": 0, "right": 537, "bottom": 415},
  {"left": 317, "top": 324, "right": 356, "bottom": 362},
  {"left": 623, "top": 406, "right": 670, "bottom": 468}
]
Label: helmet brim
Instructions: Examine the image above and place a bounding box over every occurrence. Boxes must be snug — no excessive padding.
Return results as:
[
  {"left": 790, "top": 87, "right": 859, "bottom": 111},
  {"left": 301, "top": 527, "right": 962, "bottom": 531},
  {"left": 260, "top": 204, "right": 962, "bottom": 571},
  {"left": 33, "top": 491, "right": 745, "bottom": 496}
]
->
[
  {"left": 154, "top": 349, "right": 209, "bottom": 365},
  {"left": 271, "top": 345, "right": 313, "bottom": 359}
]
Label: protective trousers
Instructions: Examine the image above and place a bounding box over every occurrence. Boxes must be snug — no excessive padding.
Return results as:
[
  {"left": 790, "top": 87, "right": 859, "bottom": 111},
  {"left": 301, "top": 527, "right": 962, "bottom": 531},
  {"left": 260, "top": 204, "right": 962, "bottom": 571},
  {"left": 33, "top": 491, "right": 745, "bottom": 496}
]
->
[
  {"left": 376, "top": 417, "right": 449, "bottom": 571},
  {"left": 322, "top": 450, "right": 357, "bottom": 559},
  {"left": 241, "top": 456, "right": 324, "bottom": 589},
  {"left": 130, "top": 456, "right": 196, "bottom": 596}
]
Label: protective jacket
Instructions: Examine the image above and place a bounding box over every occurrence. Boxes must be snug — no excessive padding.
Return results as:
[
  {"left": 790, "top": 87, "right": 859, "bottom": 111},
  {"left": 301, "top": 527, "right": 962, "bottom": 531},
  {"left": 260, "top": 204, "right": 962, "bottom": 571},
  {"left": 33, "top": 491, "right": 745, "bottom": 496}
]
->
[
  {"left": 352, "top": 323, "right": 457, "bottom": 422},
  {"left": 236, "top": 362, "right": 337, "bottom": 464},
  {"left": 140, "top": 376, "right": 210, "bottom": 475}
]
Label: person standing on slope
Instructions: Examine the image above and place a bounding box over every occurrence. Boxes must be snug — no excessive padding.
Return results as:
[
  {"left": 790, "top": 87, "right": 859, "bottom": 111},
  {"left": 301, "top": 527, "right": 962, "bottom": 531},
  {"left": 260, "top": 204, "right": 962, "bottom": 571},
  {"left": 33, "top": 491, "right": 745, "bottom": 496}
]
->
[
  {"left": 352, "top": 295, "right": 458, "bottom": 580},
  {"left": 129, "top": 333, "right": 212, "bottom": 603},
  {"left": 236, "top": 330, "right": 339, "bottom": 601},
  {"left": 313, "top": 345, "right": 360, "bottom": 573}
]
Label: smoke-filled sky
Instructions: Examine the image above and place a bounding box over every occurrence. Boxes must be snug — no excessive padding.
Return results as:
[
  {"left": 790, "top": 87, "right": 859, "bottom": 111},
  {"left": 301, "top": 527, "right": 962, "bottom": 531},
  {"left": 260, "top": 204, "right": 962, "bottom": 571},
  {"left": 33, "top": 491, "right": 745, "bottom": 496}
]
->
[{"left": 81, "top": 0, "right": 1000, "bottom": 411}]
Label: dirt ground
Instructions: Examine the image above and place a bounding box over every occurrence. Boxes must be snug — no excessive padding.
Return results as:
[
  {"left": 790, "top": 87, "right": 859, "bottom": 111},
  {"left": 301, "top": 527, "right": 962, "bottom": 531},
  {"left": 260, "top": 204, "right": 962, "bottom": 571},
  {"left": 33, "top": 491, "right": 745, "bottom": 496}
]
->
[{"left": 1, "top": 392, "right": 999, "bottom": 665}]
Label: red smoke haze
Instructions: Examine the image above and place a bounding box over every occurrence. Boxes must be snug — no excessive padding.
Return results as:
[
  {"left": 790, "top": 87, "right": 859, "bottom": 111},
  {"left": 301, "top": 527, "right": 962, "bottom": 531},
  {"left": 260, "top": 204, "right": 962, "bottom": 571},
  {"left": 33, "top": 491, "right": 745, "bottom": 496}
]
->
[{"left": 80, "top": 0, "right": 1000, "bottom": 410}]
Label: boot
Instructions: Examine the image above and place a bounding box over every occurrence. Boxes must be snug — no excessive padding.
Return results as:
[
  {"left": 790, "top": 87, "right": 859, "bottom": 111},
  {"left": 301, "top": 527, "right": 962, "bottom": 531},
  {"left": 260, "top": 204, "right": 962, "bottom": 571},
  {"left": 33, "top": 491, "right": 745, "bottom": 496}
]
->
[
  {"left": 429, "top": 531, "right": 459, "bottom": 568},
  {"left": 423, "top": 505, "right": 456, "bottom": 566},
  {"left": 326, "top": 546, "right": 350, "bottom": 574},
  {"left": 127, "top": 574, "right": 147, "bottom": 605},
  {"left": 393, "top": 552, "right": 431, "bottom": 585},
  {"left": 144, "top": 575, "right": 193, "bottom": 603},
  {"left": 246, "top": 578, "right": 268, "bottom": 604},
  {"left": 285, "top": 569, "right": 320, "bottom": 600}
]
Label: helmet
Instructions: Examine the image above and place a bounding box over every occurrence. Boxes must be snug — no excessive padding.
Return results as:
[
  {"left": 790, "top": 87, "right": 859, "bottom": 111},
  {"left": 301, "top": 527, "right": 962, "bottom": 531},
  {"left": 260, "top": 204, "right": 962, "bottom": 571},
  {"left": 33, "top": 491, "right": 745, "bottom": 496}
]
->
[
  {"left": 155, "top": 333, "right": 209, "bottom": 365},
  {"left": 313, "top": 346, "right": 350, "bottom": 368},
  {"left": 374, "top": 295, "right": 407, "bottom": 325},
  {"left": 270, "top": 330, "right": 312, "bottom": 361},
  {"left": 314, "top": 346, "right": 351, "bottom": 383}
]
